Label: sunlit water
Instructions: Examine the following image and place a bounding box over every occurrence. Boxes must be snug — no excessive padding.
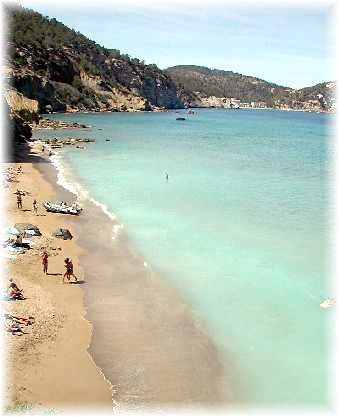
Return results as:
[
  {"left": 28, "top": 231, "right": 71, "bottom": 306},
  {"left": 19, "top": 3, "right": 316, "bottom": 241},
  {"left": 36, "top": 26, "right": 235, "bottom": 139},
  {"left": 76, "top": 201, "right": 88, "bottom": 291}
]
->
[{"left": 34, "top": 108, "right": 334, "bottom": 407}]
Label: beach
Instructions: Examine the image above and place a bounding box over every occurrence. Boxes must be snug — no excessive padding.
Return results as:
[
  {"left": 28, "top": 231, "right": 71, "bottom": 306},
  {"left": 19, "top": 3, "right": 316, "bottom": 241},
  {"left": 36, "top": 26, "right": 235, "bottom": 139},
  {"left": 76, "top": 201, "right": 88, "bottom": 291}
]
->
[
  {"left": 3, "top": 142, "right": 229, "bottom": 412},
  {"left": 3, "top": 155, "right": 112, "bottom": 412}
]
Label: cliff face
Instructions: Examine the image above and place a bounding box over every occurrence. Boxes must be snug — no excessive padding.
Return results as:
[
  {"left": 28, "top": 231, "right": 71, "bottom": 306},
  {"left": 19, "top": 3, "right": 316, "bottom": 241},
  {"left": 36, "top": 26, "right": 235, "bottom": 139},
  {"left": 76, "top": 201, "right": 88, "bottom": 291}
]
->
[
  {"left": 5, "top": 88, "right": 39, "bottom": 122},
  {"left": 7, "top": 7, "right": 184, "bottom": 113},
  {"left": 5, "top": 89, "right": 38, "bottom": 148}
]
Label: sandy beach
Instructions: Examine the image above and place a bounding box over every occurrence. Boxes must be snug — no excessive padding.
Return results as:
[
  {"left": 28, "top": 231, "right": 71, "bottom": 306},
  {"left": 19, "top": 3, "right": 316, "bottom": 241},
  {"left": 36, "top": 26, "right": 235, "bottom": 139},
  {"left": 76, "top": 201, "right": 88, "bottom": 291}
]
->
[
  {"left": 3, "top": 143, "right": 230, "bottom": 412},
  {"left": 3, "top": 153, "right": 112, "bottom": 412}
]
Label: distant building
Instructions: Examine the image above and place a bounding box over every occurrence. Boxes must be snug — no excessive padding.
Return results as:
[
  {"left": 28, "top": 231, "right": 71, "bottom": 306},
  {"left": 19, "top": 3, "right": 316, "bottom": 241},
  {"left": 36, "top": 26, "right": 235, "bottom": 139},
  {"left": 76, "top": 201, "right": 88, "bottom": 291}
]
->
[
  {"left": 250, "top": 101, "right": 267, "bottom": 108},
  {"left": 230, "top": 98, "right": 241, "bottom": 108}
]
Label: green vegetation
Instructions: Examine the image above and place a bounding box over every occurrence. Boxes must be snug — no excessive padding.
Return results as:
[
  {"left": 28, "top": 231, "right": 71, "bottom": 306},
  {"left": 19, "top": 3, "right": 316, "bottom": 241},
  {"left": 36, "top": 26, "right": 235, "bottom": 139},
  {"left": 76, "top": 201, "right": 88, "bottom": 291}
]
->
[
  {"left": 166, "top": 65, "right": 335, "bottom": 108},
  {"left": 10, "top": 8, "right": 106, "bottom": 54},
  {"left": 165, "top": 65, "right": 291, "bottom": 103},
  {"left": 6, "top": 7, "right": 334, "bottom": 112},
  {"left": 6, "top": 6, "right": 182, "bottom": 111}
]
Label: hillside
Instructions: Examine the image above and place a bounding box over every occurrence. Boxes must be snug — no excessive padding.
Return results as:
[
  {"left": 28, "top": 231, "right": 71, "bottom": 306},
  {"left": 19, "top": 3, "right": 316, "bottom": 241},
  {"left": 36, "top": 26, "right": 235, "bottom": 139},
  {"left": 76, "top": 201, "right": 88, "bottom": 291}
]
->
[
  {"left": 296, "top": 81, "right": 335, "bottom": 104},
  {"left": 5, "top": 8, "right": 335, "bottom": 114},
  {"left": 166, "top": 65, "right": 335, "bottom": 110},
  {"left": 165, "top": 65, "right": 292, "bottom": 106},
  {"left": 6, "top": 7, "right": 184, "bottom": 113}
]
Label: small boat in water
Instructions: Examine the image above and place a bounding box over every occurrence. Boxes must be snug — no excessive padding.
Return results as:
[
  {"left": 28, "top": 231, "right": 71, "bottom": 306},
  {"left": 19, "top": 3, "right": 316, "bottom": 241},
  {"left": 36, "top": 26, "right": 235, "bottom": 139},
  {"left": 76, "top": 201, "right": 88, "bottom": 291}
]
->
[
  {"left": 43, "top": 201, "right": 82, "bottom": 215},
  {"left": 176, "top": 117, "right": 186, "bottom": 121}
]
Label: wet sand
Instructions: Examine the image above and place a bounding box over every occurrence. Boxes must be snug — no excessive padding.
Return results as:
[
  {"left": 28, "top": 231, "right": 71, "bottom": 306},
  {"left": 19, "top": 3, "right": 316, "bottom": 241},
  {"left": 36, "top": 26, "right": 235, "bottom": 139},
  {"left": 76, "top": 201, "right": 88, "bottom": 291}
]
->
[{"left": 74, "top": 201, "right": 230, "bottom": 411}]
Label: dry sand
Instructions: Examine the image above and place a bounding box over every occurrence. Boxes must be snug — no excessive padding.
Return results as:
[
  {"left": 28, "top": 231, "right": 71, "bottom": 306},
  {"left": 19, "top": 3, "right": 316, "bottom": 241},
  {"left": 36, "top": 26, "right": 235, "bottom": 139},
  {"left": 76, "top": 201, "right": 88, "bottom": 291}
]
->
[{"left": 2, "top": 158, "right": 112, "bottom": 412}]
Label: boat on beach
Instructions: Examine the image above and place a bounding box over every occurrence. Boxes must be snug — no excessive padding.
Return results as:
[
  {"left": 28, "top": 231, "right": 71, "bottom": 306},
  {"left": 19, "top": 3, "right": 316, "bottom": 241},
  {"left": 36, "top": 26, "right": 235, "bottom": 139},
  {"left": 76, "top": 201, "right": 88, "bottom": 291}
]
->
[{"left": 43, "top": 201, "right": 82, "bottom": 215}]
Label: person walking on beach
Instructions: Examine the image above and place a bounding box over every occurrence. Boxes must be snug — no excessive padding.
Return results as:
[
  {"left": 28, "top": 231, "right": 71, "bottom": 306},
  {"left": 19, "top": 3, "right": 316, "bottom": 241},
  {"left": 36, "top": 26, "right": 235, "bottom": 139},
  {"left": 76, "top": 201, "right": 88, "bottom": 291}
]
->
[
  {"left": 41, "top": 251, "right": 49, "bottom": 275},
  {"left": 33, "top": 199, "right": 38, "bottom": 215},
  {"left": 63, "top": 258, "right": 77, "bottom": 283}
]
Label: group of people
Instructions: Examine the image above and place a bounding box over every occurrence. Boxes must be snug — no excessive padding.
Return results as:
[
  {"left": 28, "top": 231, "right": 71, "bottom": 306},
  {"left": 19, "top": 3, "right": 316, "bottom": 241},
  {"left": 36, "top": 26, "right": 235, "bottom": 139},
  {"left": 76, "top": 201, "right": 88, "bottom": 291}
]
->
[
  {"left": 41, "top": 251, "right": 77, "bottom": 283},
  {"left": 5, "top": 313, "right": 35, "bottom": 336},
  {"left": 3, "top": 279, "right": 30, "bottom": 336},
  {"left": 4, "top": 166, "right": 22, "bottom": 183},
  {"left": 14, "top": 189, "right": 38, "bottom": 215}
]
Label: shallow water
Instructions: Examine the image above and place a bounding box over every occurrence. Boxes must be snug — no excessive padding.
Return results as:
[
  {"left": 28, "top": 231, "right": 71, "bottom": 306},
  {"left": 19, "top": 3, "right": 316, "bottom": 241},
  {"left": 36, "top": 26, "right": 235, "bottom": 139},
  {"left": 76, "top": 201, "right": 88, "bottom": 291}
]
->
[{"left": 34, "top": 108, "right": 334, "bottom": 407}]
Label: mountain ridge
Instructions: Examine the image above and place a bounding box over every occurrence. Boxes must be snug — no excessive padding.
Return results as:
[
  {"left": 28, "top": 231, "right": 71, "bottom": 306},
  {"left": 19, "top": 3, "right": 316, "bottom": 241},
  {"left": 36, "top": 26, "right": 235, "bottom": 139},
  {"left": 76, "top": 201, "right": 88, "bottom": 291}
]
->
[
  {"left": 165, "top": 65, "right": 335, "bottom": 110},
  {"left": 5, "top": 7, "right": 335, "bottom": 115}
]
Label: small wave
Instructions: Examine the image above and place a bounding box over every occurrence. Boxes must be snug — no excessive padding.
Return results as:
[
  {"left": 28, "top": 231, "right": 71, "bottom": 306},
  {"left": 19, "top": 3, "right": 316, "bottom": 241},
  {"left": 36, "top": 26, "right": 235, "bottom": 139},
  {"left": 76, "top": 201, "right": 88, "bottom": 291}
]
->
[
  {"left": 50, "top": 151, "right": 123, "bottom": 241},
  {"left": 50, "top": 152, "right": 87, "bottom": 199},
  {"left": 112, "top": 223, "right": 124, "bottom": 240},
  {"left": 88, "top": 197, "right": 124, "bottom": 240}
]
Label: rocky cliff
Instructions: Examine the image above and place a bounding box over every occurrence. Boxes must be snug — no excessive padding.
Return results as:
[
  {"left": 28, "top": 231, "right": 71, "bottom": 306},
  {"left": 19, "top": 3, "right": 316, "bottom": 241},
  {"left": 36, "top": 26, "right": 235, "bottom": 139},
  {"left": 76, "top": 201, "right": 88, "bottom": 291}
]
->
[
  {"left": 6, "top": 7, "right": 184, "bottom": 113},
  {"left": 4, "top": 89, "right": 38, "bottom": 160}
]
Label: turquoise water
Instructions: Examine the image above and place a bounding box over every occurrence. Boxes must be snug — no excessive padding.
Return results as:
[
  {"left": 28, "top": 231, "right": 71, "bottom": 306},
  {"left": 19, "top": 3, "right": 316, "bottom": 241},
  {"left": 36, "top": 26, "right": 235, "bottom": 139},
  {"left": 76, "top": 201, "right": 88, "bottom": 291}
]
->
[{"left": 35, "top": 109, "right": 334, "bottom": 407}]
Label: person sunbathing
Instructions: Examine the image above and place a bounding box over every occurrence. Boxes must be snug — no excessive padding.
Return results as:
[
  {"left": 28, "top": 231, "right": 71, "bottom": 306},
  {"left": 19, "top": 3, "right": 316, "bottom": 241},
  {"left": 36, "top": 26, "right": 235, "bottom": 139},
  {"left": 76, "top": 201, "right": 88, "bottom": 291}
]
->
[
  {"left": 5, "top": 322, "right": 24, "bottom": 335},
  {"left": 8, "top": 290, "right": 24, "bottom": 300},
  {"left": 8, "top": 279, "right": 24, "bottom": 300},
  {"left": 8, "top": 288, "right": 24, "bottom": 300},
  {"left": 5, "top": 314, "right": 34, "bottom": 326}
]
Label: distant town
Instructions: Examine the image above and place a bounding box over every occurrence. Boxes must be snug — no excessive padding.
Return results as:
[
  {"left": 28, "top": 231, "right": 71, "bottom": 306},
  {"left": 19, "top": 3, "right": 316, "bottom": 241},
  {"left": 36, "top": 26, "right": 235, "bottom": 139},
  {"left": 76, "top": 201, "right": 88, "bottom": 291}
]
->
[{"left": 196, "top": 83, "right": 336, "bottom": 113}]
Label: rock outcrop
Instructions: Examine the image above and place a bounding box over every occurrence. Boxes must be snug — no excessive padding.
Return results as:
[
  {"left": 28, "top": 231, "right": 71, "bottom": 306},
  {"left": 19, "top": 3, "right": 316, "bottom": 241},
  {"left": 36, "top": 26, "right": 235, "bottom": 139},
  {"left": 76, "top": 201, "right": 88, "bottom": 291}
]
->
[{"left": 4, "top": 87, "right": 39, "bottom": 160}]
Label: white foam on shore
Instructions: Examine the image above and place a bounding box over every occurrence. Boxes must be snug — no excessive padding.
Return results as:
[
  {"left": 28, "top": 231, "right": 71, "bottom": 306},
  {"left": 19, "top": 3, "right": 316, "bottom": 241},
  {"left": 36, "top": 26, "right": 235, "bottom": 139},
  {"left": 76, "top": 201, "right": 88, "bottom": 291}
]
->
[
  {"left": 50, "top": 151, "right": 84, "bottom": 198},
  {"left": 49, "top": 151, "right": 124, "bottom": 241}
]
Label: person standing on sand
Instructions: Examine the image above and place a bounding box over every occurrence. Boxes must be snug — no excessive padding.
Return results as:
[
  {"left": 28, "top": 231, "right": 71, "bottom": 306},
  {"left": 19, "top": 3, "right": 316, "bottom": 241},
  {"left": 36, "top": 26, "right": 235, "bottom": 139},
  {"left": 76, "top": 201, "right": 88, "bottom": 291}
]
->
[
  {"left": 33, "top": 199, "right": 38, "bottom": 215},
  {"left": 16, "top": 190, "right": 22, "bottom": 209},
  {"left": 63, "top": 258, "right": 78, "bottom": 283},
  {"left": 42, "top": 251, "right": 49, "bottom": 274}
]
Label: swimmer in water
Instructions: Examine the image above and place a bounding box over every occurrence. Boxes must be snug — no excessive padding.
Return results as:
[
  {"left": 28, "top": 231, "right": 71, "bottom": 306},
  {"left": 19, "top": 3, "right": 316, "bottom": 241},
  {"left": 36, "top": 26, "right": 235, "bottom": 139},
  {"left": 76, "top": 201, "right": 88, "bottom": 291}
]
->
[{"left": 165, "top": 172, "right": 169, "bottom": 182}]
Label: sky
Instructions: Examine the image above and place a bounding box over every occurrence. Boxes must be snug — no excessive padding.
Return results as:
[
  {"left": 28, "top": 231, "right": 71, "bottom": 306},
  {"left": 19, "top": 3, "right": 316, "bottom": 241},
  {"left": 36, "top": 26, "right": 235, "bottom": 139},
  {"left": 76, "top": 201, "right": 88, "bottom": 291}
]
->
[{"left": 17, "top": 0, "right": 336, "bottom": 88}]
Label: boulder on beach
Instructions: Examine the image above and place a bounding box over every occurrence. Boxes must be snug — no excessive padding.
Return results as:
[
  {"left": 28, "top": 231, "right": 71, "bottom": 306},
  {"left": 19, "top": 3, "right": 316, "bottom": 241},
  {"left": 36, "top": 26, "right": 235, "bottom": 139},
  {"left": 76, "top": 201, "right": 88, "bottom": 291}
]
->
[
  {"left": 53, "top": 228, "right": 73, "bottom": 240},
  {"left": 14, "top": 223, "right": 41, "bottom": 236}
]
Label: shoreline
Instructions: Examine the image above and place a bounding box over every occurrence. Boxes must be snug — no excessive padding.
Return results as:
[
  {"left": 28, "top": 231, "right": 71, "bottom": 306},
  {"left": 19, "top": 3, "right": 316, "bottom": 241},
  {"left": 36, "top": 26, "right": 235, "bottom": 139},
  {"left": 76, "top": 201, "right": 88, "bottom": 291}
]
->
[
  {"left": 48, "top": 147, "right": 232, "bottom": 410},
  {"left": 39, "top": 106, "right": 335, "bottom": 118},
  {"left": 4, "top": 142, "right": 231, "bottom": 411}
]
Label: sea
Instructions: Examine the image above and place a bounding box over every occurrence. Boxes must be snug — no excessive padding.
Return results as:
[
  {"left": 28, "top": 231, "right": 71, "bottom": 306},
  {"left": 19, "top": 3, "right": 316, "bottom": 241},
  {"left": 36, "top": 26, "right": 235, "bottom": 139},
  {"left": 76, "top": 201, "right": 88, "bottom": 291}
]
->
[{"left": 33, "top": 108, "right": 335, "bottom": 409}]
